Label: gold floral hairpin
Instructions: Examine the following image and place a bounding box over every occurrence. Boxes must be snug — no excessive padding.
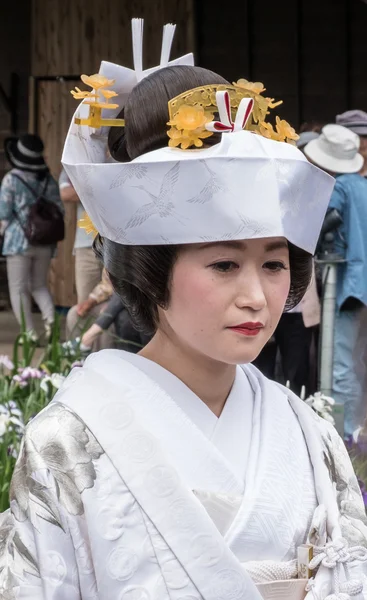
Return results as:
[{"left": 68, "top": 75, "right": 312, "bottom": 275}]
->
[
  {"left": 166, "top": 79, "right": 299, "bottom": 150},
  {"left": 71, "top": 74, "right": 125, "bottom": 128}
]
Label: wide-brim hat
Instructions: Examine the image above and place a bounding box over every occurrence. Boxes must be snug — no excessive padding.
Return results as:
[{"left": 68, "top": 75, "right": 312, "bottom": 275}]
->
[
  {"left": 304, "top": 124, "right": 364, "bottom": 174},
  {"left": 4, "top": 134, "right": 47, "bottom": 171}
]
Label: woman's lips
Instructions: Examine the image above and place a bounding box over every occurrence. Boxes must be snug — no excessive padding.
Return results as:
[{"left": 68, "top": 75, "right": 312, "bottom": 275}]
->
[{"left": 228, "top": 323, "right": 264, "bottom": 337}]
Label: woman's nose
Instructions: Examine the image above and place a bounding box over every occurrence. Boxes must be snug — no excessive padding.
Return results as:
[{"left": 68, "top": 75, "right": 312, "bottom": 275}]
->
[{"left": 235, "top": 272, "right": 267, "bottom": 311}]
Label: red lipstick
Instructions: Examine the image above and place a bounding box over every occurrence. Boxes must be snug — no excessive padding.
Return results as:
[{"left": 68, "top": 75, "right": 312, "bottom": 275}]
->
[{"left": 228, "top": 322, "right": 264, "bottom": 337}]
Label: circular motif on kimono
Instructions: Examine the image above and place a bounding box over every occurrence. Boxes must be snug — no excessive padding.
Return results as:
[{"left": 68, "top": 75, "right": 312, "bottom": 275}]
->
[
  {"left": 162, "top": 559, "right": 190, "bottom": 590},
  {"left": 145, "top": 465, "right": 179, "bottom": 497},
  {"left": 191, "top": 534, "right": 223, "bottom": 567},
  {"left": 168, "top": 499, "right": 198, "bottom": 531},
  {"left": 107, "top": 547, "right": 138, "bottom": 581},
  {"left": 119, "top": 586, "right": 151, "bottom": 600},
  {"left": 100, "top": 401, "right": 134, "bottom": 430},
  {"left": 120, "top": 497, "right": 142, "bottom": 528},
  {"left": 121, "top": 432, "right": 157, "bottom": 463},
  {"left": 212, "top": 569, "right": 245, "bottom": 599},
  {"left": 43, "top": 551, "right": 67, "bottom": 586},
  {"left": 96, "top": 505, "right": 126, "bottom": 541}
]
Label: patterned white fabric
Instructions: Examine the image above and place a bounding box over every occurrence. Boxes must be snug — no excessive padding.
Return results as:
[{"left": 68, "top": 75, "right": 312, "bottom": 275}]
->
[
  {"left": 63, "top": 124, "right": 335, "bottom": 253},
  {"left": 0, "top": 350, "right": 366, "bottom": 600}
]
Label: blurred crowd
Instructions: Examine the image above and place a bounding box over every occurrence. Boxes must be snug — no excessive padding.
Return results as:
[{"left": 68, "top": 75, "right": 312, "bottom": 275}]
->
[{"left": 1, "top": 109, "right": 367, "bottom": 440}]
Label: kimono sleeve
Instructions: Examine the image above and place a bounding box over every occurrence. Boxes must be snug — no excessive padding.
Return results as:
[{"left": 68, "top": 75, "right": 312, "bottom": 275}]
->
[
  {"left": 322, "top": 421, "right": 367, "bottom": 595},
  {"left": 0, "top": 444, "right": 80, "bottom": 598},
  {"left": 0, "top": 402, "right": 103, "bottom": 599},
  {"left": 322, "top": 421, "right": 367, "bottom": 543}
]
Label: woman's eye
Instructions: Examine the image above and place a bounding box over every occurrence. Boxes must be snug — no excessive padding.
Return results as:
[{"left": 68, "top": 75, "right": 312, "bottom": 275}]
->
[
  {"left": 211, "top": 261, "right": 239, "bottom": 273},
  {"left": 264, "top": 261, "right": 288, "bottom": 272}
]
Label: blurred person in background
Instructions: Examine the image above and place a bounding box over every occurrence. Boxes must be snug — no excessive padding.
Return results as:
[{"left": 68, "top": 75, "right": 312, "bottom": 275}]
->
[
  {"left": 66, "top": 267, "right": 115, "bottom": 351},
  {"left": 70, "top": 290, "right": 151, "bottom": 355},
  {"left": 59, "top": 168, "right": 102, "bottom": 303},
  {"left": 305, "top": 124, "right": 367, "bottom": 439},
  {"left": 0, "top": 134, "right": 64, "bottom": 341},
  {"left": 299, "top": 120, "right": 323, "bottom": 135},
  {"left": 336, "top": 110, "right": 367, "bottom": 177},
  {"left": 336, "top": 112, "right": 367, "bottom": 428}
]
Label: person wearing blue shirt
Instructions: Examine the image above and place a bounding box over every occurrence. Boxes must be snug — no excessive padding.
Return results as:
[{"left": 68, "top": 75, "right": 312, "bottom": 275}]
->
[
  {"left": 305, "top": 124, "right": 367, "bottom": 439},
  {"left": 0, "top": 134, "right": 64, "bottom": 341}
]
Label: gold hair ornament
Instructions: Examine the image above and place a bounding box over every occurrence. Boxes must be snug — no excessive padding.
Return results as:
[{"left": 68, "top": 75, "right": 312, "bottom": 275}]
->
[
  {"left": 71, "top": 75, "right": 298, "bottom": 147},
  {"left": 166, "top": 79, "right": 299, "bottom": 150},
  {"left": 78, "top": 212, "right": 98, "bottom": 237},
  {"left": 71, "top": 74, "right": 125, "bottom": 128}
]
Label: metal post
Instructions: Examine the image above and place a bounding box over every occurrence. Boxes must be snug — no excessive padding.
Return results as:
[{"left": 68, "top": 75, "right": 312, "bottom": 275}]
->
[
  {"left": 317, "top": 256, "right": 345, "bottom": 436},
  {"left": 319, "top": 263, "right": 337, "bottom": 396}
]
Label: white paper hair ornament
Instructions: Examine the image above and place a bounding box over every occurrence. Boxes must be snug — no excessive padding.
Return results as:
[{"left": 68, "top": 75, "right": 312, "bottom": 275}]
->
[{"left": 62, "top": 21, "right": 335, "bottom": 254}]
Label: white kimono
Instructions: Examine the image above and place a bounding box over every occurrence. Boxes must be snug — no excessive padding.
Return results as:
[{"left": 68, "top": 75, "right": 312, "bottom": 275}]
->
[{"left": 1, "top": 349, "right": 367, "bottom": 600}]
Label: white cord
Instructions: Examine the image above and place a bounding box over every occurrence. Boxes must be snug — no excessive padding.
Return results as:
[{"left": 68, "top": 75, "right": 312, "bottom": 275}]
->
[{"left": 309, "top": 538, "right": 367, "bottom": 599}]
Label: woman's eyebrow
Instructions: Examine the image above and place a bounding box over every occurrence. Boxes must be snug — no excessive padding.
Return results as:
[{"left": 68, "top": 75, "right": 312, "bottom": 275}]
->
[
  {"left": 198, "top": 241, "right": 246, "bottom": 251},
  {"left": 264, "top": 240, "right": 289, "bottom": 252}
]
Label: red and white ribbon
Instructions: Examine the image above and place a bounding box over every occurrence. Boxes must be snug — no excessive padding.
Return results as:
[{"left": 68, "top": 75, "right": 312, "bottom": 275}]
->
[{"left": 205, "top": 90, "right": 254, "bottom": 133}]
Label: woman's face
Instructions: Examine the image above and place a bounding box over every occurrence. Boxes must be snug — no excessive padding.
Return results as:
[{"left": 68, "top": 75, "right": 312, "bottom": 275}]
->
[{"left": 159, "top": 237, "right": 291, "bottom": 365}]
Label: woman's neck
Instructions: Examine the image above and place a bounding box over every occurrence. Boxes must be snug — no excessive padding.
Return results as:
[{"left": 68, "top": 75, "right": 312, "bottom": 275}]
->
[{"left": 139, "top": 332, "right": 236, "bottom": 417}]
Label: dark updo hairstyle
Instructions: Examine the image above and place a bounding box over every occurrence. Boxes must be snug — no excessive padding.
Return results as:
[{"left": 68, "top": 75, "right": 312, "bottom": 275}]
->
[{"left": 95, "top": 65, "right": 312, "bottom": 335}]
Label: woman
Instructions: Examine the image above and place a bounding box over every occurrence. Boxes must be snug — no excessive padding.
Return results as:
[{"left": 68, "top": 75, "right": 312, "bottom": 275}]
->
[
  {"left": 0, "top": 21, "right": 366, "bottom": 600},
  {"left": 0, "top": 133, "right": 63, "bottom": 340}
]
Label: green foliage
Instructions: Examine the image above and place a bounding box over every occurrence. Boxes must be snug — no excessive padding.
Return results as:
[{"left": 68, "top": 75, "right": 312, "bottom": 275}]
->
[{"left": 0, "top": 315, "right": 83, "bottom": 511}]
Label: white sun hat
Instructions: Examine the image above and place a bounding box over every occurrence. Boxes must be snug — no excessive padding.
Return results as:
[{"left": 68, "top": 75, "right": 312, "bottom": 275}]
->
[{"left": 304, "top": 124, "right": 364, "bottom": 174}]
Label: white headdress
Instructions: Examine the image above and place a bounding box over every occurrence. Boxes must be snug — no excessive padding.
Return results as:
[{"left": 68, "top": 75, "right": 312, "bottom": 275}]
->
[{"left": 62, "top": 20, "right": 334, "bottom": 254}]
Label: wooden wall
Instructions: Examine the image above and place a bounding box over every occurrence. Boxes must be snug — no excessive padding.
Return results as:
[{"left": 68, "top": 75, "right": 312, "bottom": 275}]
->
[
  {"left": 197, "top": 0, "right": 367, "bottom": 128},
  {"left": 0, "top": 0, "right": 30, "bottom": 184},
  {"left": 30, "top": 0, "right": 195, "bottom": 307},
  {"left": 32, "top": 0, "right": 195, "bottom": 78},
  {"left": 0, "top": 0, "right": 30, "bottom": 136}
]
